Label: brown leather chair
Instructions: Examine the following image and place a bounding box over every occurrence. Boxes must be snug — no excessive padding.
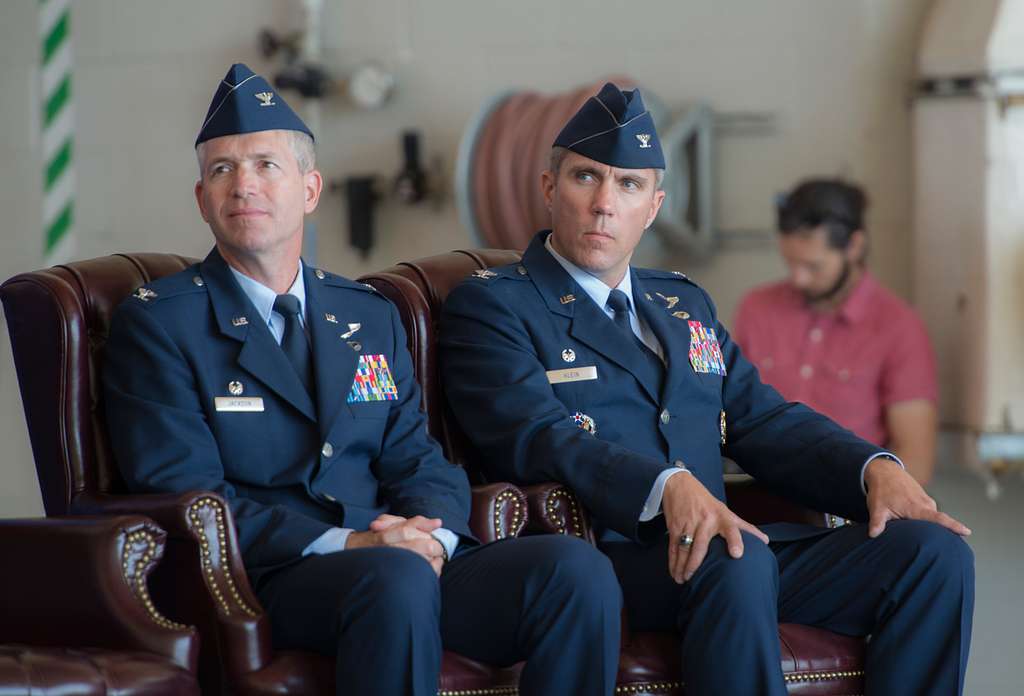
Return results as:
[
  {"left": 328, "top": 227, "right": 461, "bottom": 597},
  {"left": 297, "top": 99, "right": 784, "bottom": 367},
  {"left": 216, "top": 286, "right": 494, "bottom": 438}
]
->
[
  {"left": 358, "top": 249, "right": 868, "bottom": 696},
  {"left": 1, "top": 254, "right": 528, "bottom": 696},
  {"left": 0, "top": 514, "right": 200, "bottom": 695}
]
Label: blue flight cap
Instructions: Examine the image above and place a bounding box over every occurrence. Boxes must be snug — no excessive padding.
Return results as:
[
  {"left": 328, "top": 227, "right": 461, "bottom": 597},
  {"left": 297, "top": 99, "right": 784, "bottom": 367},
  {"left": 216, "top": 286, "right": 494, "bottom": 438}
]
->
[
  {"left": 553, "top": 82, "right": 664, "bottom": 170},
  {"left": 195, "top": 63, "right": 314, "bottom": 147}
]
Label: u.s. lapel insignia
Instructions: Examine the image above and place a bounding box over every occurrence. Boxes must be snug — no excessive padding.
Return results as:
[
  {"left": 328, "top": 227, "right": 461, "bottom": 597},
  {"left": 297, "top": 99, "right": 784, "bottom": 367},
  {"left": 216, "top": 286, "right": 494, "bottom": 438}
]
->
[
  {"left": 720, "top": 410, "right": 727, "bottom": 444},
  {"left": 314, "top": 269, "right": 325, "bottom": 280},
  {"left": 672, "top": 311, "right": 690, "bottom": 320},
  {"left": 324, "top": 313, "right": 338, "bottom": 324},
  {"left": 133, "top": 287, "right": 157, "bottom": 302},
  {"left": 559, "top": 294, "right": 576, "bottom": 305},
  {"left": 656, "top": 292, "right": 679, "bottom": 309},
  {"left": 571, "top": 411, "right": 597, "bottom": 435},
  {"left": 472, "top": 269, "right": 498, "bottom": 279},
  {"left": 228, "top": 381, "right": 244, "bottom": 396},
  {"left": 231, "top": 316, "right": 249, "bottom": 326},
  {"left": 341, "top": 323, "right": 361, "bottom": 339},
  {"left": 561, "top": 348, "right": 576, "bottom": 363}
]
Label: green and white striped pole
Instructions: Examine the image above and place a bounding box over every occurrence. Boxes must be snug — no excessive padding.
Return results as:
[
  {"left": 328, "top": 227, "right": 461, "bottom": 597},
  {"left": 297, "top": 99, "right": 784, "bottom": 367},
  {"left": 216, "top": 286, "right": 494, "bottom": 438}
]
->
[{"left": 40, "top": 0, "right": 75, "bottom": 264}]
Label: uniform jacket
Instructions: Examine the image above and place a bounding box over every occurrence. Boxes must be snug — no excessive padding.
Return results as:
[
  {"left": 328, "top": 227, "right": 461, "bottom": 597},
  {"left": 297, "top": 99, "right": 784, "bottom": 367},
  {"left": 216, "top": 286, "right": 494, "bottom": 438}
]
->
[
  {"left": 440, "top": 231, "right": 883, "bottom": 544},
  {"left": 104, "top": 248, "right": 473, "bottom": 586}
]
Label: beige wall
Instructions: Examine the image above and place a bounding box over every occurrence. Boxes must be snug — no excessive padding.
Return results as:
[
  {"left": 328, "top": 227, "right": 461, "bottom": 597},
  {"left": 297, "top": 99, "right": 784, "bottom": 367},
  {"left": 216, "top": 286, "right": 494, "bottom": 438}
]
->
[{"left": 0, "top": 0, "right": 930, "bottom": 516}]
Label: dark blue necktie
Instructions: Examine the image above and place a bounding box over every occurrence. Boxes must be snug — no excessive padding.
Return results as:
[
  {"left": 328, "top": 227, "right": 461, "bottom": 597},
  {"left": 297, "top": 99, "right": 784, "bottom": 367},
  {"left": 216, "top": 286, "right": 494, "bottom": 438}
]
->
[
  {"left": 607, "top": 288, "right": 665, "bottom": 386},
  {"left": 273, "top": 294, "right": 313, "bottom": 395}
]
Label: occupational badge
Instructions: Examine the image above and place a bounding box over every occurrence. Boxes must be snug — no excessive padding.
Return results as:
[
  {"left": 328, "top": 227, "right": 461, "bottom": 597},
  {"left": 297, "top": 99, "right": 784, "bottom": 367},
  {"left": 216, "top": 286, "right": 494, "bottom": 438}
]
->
[
  {"left": 571, "top": 411, "right": 597, "bottom": 436},
  {"left": 347, "top": 354, "right": 399, "bottom": 402},
  {"left": 687, "top": 321, "right": 727, "bottom": 376}
]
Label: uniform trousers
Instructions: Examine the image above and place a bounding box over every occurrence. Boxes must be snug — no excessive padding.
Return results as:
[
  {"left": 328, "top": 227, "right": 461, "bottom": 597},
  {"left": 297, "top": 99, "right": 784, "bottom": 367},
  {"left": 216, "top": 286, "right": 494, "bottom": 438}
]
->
[
  {"left": 258, "top": 534, "right": 622, "bottom": 696},
  {"left": 602, "top": 519, "right": 974, "bottom": 696}
]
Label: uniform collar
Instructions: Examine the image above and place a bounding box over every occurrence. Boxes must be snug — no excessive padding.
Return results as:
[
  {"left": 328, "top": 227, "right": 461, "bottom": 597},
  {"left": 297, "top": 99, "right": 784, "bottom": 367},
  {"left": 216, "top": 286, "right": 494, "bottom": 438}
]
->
[
  {"left": 543, "top": 232, "right": 635, "bottom": 315},
  {"left": 229, "top": 261, "right": 306, "bottom": 326}
]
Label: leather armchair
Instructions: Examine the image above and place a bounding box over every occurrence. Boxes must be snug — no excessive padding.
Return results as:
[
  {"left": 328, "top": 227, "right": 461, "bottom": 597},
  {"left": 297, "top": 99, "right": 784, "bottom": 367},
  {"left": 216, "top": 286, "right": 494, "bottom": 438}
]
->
[
  {"left": 358, "top": 249, "right": 867, "bottom": 696},
  {"left": 2, "top": 254, "right": 528, "bottom": 696},
  {"left": 0, "top": 515, "right": 199, "bottom": 695}
]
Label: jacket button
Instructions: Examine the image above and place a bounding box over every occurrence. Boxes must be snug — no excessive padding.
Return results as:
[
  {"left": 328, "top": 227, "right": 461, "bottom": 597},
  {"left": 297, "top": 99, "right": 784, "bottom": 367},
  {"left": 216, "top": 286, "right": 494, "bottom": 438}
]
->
[
  {"left": 323, "top": 493, "right": 337, "bottom": 502},
  {"left": 660, "top": 409, "right": 671, "bottom": 424},
  {"left": 321, "top": 442, "right": 334, "bottom": 458}
]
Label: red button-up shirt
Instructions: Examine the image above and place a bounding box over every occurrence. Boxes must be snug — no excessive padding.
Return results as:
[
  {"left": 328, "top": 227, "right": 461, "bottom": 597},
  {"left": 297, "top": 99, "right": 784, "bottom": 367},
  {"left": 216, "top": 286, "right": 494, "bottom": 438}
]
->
[{"left": 733, "top": 272, "right": 937, "bottom": 448}]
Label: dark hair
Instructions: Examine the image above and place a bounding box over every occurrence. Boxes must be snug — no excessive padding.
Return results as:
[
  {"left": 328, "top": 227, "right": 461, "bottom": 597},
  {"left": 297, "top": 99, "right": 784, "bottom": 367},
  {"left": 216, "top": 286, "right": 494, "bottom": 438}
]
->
[{"left": 776, "top": 179, "right": 867, "bottom": 249}]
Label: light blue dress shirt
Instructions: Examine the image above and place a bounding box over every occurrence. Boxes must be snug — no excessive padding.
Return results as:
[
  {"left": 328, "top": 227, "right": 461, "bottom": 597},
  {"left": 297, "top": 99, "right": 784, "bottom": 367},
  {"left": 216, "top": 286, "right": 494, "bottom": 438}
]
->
[{"left": 229, "top": 263, "right": 459, "bottom": 559}]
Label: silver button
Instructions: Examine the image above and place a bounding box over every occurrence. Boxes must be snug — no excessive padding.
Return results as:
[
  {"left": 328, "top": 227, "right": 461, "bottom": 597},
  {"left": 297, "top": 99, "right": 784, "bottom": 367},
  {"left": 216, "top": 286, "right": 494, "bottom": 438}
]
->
[
  {"left": 321, "top": 442, "right": 334, "bottom": 458},
  {"left": 192, "top": 276, "right": 204, "bottom": 286},
  {"left": 800, "top": 364, "right": 814, "bottom": 379},
  {"left": 660, "top": 409, "right": 671, "bottom": 424},
  {"left": 323, "top": 493, "right": 337, "bottom": 502}
]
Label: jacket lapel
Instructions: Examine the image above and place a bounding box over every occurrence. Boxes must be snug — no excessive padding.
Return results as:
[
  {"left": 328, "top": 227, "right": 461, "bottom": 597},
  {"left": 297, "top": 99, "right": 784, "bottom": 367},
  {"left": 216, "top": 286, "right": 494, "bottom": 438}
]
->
[
  {"left": 305, "top": 265, "right": 360, "bottom": 439},
  {"left": 522, "top": 233, "right": 660, "bottom": 404},
  {"left": 634, "top": 274, "right": 691, "bottom": 402},
  {"left": 200, "top": 249, "right": 317, "bottom": 421}
]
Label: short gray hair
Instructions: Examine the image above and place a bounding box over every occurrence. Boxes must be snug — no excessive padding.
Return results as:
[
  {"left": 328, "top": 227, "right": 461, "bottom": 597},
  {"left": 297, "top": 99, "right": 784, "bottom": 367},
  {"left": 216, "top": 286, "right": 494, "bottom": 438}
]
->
[
  {"left": 196, "top": 130, "right": 316, "bottom": 177},
  {"left": 548, "top": 146, "right": 664, "bottom": 190}
]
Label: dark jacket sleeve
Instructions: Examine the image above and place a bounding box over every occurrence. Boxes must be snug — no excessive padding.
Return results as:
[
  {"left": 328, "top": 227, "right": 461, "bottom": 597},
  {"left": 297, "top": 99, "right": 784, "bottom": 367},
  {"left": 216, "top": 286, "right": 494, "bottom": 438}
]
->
[
  {"left": 707, "top": 289, "right": 881, "bottom": 522},
  {"left": 440, "top": 280, "right": 668, "bottom": 542},
  {"left": 371, "top": 303, "right": 475, "bottom": 543},
  {"left": 103, "top": 299, "right": 333, "bottom": 569}
]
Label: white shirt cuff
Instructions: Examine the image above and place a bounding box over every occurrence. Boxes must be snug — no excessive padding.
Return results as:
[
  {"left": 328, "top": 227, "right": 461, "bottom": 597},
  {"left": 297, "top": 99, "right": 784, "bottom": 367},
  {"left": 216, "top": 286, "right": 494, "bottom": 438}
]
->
[
  {"left": 639, "top": 466, "right": 690, "bottom": 522},
  {"left": 302, "top": 526, "right": 461, "bottom": 559},
  {"left": 431, "top": 528, "right": 460, "bottom": 559},
  {"left": 861, "top": 452, "right": 905, "bottom": 494},
  {"left": 302, "top": 527, "right": 353, "bottom": 556}
]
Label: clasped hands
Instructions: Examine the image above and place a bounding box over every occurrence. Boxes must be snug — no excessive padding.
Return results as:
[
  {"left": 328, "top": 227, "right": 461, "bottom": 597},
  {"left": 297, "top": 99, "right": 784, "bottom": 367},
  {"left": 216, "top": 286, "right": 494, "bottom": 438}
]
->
[
  {"left": 661, "top": 458, "right": 971, "bottom": 585},
  {"left": 347, "top": 514, "right": 447, "bottom": 575}
]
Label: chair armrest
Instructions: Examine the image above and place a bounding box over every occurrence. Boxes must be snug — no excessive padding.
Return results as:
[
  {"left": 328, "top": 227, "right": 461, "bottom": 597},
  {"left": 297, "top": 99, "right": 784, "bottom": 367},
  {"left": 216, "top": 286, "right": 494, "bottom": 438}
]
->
[
  {"left": 469, "top": 483, "right": 528, "bottom": 542},
  {"left": 0, "top": 515, "right": 198, "bottom": 672},
  {"left": 724, "top": 474, "right": 832, "bottom": 527},
  {"left": 72, "top": 491, "right": 273, "bottom": 682},
  {"left": 521, "top": 482, "right": 595, "bottom": 543}
]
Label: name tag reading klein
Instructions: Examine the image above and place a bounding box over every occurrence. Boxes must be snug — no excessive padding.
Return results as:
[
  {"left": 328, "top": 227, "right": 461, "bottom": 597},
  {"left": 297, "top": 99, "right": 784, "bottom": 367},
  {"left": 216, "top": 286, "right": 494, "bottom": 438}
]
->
[
  {"left": 546, "top": 366, "right": 598, "bottom": 384},
  {"left": 214, "top": 397, "right": 265, "bottom": 412}
]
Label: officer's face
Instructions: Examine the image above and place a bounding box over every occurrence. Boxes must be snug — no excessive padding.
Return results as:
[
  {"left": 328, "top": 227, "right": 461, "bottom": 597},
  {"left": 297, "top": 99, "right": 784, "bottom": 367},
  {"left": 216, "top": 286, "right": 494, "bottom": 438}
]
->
[
  {"left": 778, "top": 226, "right": 864, "bottom": 303},
  {"left": 195, "top": 130, "right": 322, "bottom": 266},
  {"left": 542, "top": 151, "right": 665, "bottom": 288}
]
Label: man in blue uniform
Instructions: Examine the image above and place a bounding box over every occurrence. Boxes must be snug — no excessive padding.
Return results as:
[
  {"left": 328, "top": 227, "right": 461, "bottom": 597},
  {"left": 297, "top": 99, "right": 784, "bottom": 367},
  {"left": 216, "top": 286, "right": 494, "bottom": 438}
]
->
[
  {"left": 103, "top": 64, "right": 621, "bottom": 696},
  {"left": 440, "top": 82, "right": 974, "bottom": 695}
]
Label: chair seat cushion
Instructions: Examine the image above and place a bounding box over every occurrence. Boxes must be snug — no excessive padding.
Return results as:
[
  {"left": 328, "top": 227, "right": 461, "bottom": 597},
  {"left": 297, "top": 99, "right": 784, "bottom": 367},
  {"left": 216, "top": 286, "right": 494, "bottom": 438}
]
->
[
  {"left": 0, "top": 645, "right": 199, "bottom": 696},
  {"left": 237, "top": 649, "right": 522, "bottom": 696},
  {"left": 617, "top": 624, "right": 865, "bottom": 695}
]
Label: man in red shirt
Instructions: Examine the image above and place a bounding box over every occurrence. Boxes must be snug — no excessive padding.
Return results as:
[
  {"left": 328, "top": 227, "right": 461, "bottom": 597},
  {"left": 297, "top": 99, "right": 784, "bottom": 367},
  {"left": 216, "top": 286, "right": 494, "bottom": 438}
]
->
[{"left": 734, "top": 179, "right": 938, "bottom": 484}]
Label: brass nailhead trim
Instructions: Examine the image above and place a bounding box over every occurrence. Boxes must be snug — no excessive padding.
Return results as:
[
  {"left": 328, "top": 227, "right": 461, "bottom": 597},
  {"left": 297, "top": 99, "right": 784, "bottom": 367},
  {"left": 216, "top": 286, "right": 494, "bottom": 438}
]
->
[
  {"left": 615, "top": 682, "right": 683, "bottom": 694},
  {"left": 437, "top": 688, "right": 518, "bottom": 696},
  {"left": 187, "top": 497, "right": 259, "bottom": 618},
  {"left": 783, "top": 669, "right": 865, "bottom": 683},
  {"left": 121, "top": 528, "right": 189, "bottom": 631},
  {"left": 493, "top": 489, "right": 524, "bottom": 540},
  {"left": 544, "top": 487, "right": 584, "bottom": 537}
]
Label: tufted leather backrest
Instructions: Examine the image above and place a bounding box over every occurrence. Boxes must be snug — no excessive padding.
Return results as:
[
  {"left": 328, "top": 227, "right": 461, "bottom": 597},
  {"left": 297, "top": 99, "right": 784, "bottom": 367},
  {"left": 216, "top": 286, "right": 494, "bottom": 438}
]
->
[
  {"left": 2, "top": 254, "right": 197, "bottom": 515},
  {"left": 358, "top": 249, "right": 521, "bottom": 479}
]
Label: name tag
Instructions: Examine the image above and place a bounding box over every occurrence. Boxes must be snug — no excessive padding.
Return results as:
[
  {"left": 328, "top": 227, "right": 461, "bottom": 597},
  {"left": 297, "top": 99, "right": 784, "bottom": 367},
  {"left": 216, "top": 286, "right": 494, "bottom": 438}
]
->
[
  {"left": 214, "top": 397, "right": 265, "bottom": 412},
  {"left": 546, "top": 366, "right": 598, "bottom": 384}
]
